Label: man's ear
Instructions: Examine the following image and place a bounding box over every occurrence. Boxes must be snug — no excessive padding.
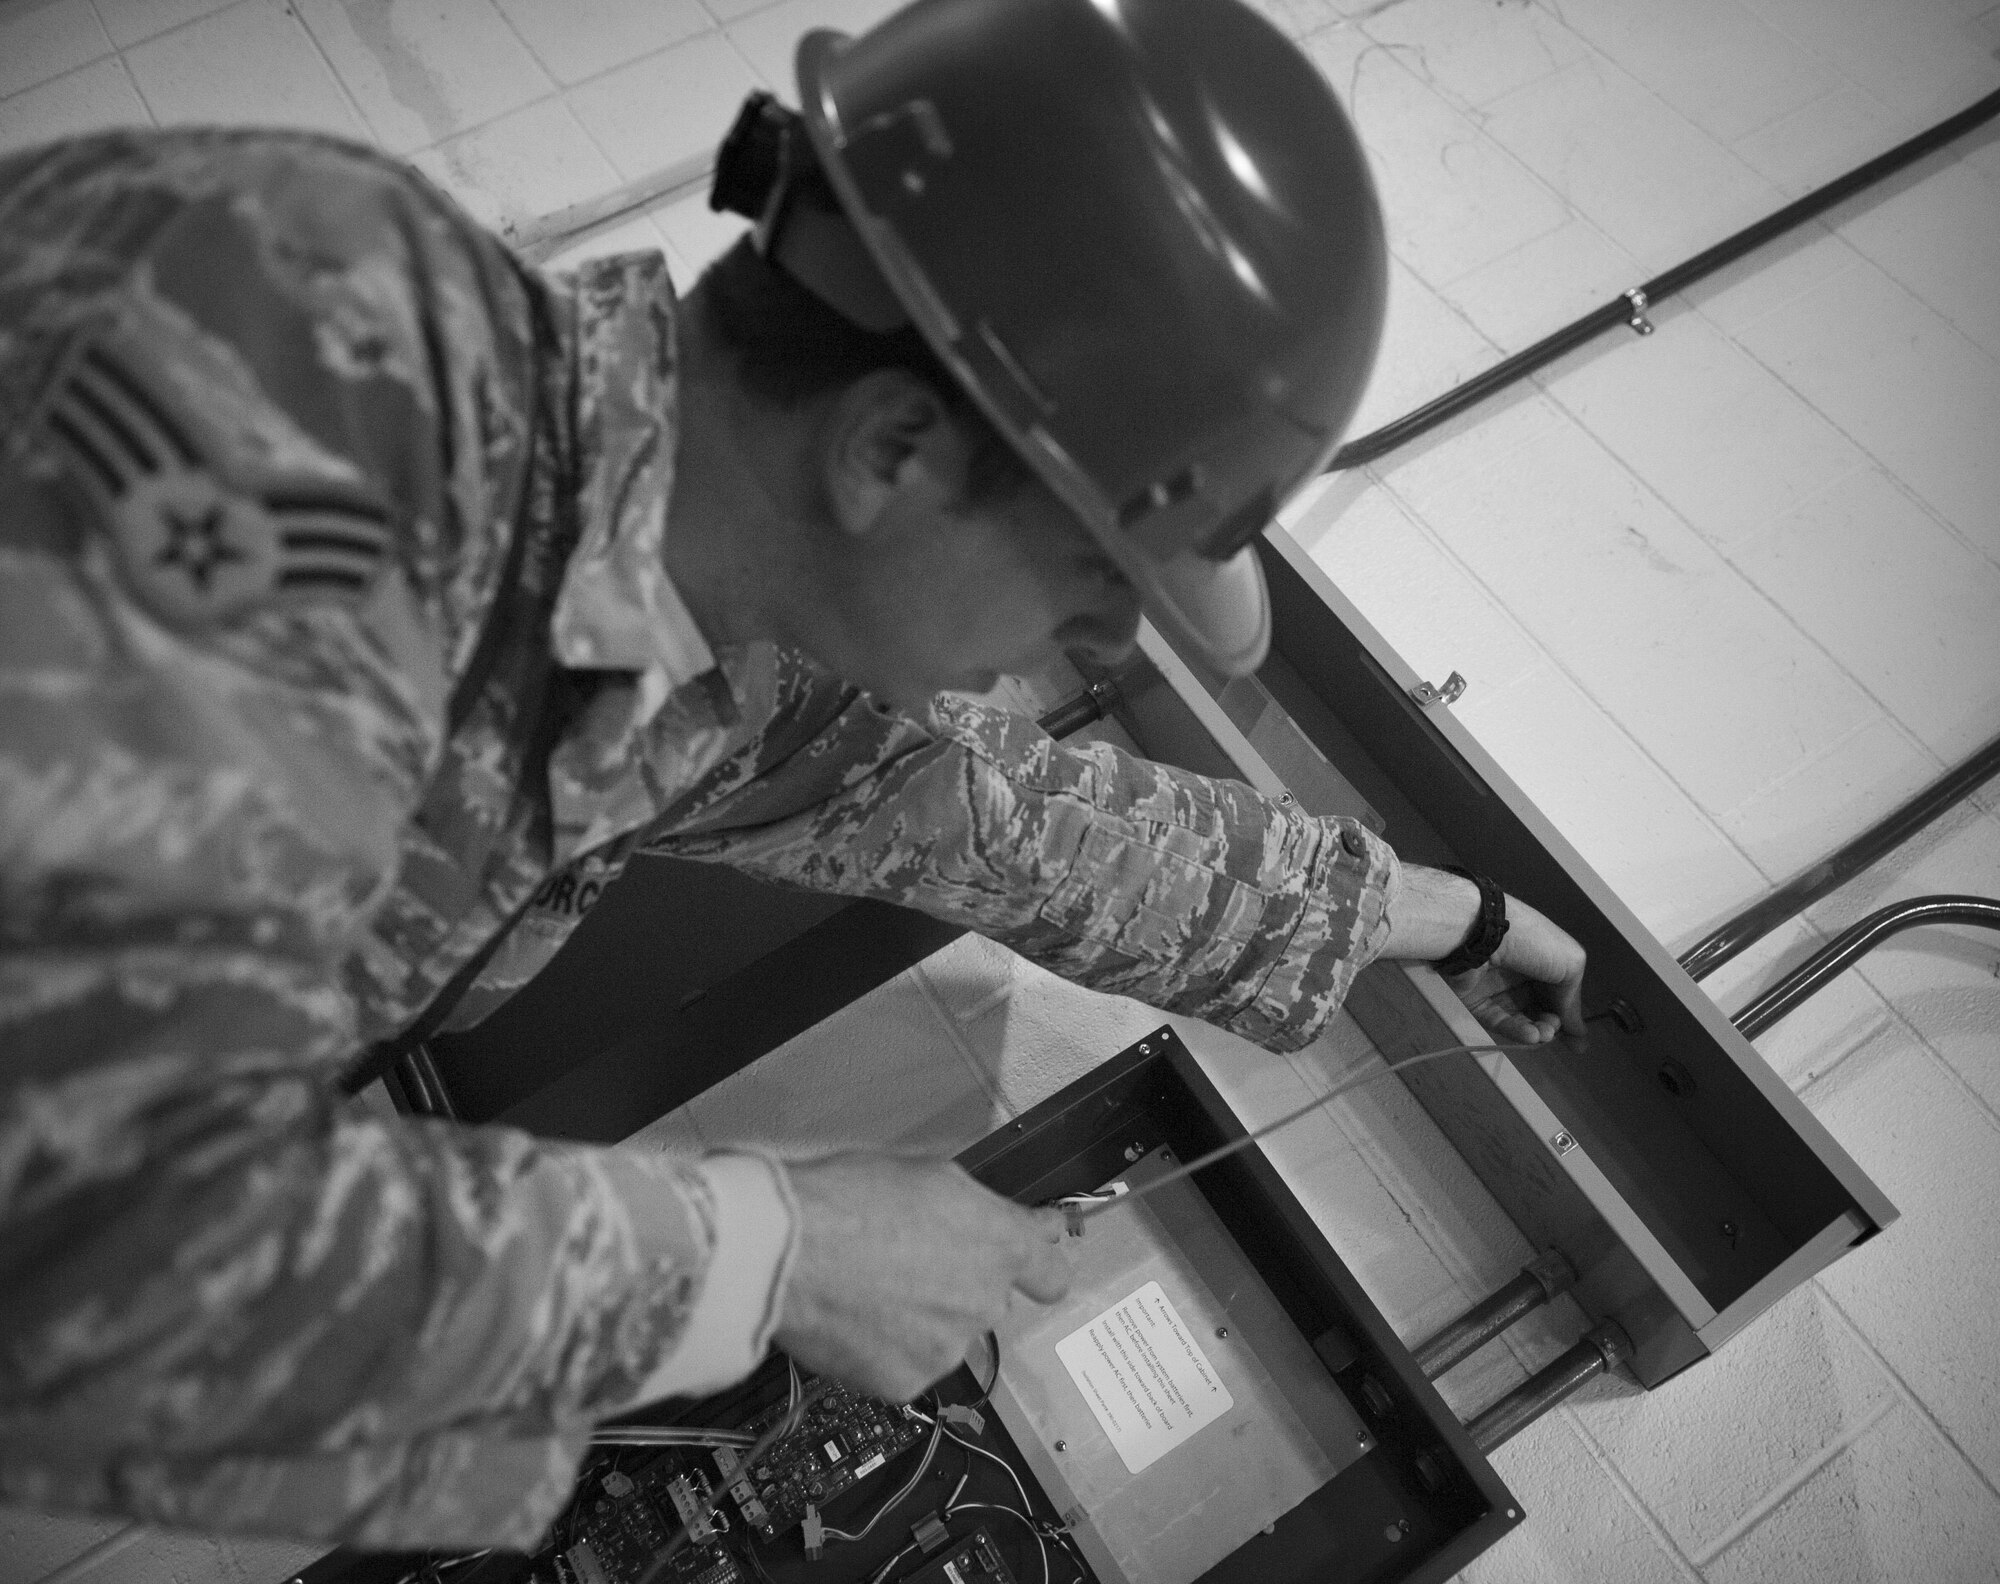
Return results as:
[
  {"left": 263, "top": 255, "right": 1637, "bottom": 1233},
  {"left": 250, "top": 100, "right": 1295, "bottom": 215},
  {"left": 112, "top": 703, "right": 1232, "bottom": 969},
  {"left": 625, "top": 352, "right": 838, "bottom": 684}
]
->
[{"left": 822, "top": 369, "right": 970, "bottom": 537}]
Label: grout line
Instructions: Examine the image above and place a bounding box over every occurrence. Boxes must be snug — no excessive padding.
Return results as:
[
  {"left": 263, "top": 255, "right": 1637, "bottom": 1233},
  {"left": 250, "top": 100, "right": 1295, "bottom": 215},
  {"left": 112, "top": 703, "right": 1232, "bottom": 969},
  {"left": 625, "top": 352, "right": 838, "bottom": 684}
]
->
[
  {"left": 1556, "top": 1405, "right": 1710, "bottom": 1583},
  {"left": 906, "top": 961, "right": 1012, "bottom": 1116},
  {"left": 1817, "top": 1279, "right": 2000, "bottom": 1507},
  {"left": 1713, "top": 245, "right": 2000, "bottom": 584},
  {"left": 113, "top": 48, "right": 157, "bottom": 128},
  {"left": 1690, "top": 1394, "right": 1899, "bottom": 1567},
  {"left": 283, "top": 0, "right": 393, "bottom": 152},
  {"left": 1803, "top": 1016, "right": 2000, "bottom": 1143}
]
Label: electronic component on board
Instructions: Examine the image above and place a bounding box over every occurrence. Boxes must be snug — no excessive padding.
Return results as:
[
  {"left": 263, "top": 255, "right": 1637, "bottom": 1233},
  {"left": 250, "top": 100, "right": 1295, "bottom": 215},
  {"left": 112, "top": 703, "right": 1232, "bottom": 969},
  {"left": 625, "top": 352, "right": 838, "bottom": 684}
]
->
[
  {"left": 715, "top": 1378, "right": 925, "bottom": 1540},
  {"left": 899, "top": 1528, "right": 1020, "bottom": 1584}
]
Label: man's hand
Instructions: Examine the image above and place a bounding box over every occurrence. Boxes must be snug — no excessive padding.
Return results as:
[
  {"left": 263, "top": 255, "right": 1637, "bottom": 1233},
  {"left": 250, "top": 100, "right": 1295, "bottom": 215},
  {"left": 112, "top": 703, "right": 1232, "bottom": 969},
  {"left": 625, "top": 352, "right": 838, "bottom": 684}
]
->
[
  {"left": 1445, "top": 892, "right": 1588, "bottom": 1048},
  {"left": 774, "top": 1153, "right": 1073, "bottom": 1402},
  {"left": 1384, "top": 864, "right": 1588, "bottom": 1048}
]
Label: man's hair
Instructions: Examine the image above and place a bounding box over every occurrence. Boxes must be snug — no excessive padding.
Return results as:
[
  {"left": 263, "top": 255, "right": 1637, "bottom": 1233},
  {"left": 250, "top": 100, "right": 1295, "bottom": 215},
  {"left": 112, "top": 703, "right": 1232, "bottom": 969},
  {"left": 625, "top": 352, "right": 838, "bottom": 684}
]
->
[{"left": 695, "top": 236, "right": 1034, "bottom": 504}]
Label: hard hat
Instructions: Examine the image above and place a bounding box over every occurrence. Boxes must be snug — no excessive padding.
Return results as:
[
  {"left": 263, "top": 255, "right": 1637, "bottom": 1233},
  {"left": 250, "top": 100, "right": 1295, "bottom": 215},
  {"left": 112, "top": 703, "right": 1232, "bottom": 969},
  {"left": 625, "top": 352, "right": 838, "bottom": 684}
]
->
[{"left": 721, "top": 0, "right": 1386, "bottom": 678}]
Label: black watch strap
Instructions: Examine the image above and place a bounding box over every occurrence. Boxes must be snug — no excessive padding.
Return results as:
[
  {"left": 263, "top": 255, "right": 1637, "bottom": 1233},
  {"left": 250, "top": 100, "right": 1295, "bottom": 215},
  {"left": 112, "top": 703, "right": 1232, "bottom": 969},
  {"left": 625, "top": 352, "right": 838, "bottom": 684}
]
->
[{"left": 1436, "top": 866, "right": 1510, "bottom": 977}]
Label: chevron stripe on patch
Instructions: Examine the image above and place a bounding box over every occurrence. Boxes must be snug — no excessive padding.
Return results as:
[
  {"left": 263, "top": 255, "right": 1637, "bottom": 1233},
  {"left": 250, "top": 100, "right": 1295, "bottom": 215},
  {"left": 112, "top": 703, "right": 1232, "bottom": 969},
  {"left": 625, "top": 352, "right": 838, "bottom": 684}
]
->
[{"left": 38, "top": 340, "right": 395, "bottom": 627}]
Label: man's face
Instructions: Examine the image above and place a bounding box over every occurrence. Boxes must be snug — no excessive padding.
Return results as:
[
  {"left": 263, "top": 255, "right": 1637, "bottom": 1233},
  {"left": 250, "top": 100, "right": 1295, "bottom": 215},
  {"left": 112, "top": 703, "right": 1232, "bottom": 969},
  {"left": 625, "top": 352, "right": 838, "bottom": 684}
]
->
[{"left": 824, "top": 467, "right": 1145, "bottom": 711}]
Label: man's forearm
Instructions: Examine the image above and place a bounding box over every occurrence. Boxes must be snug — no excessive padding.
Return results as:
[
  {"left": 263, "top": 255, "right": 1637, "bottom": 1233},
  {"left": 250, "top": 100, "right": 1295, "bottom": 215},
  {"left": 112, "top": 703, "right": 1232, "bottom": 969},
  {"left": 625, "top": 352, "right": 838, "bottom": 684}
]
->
[{"left": 1379, "top": 863, "right": 1484, "bottom": 962}]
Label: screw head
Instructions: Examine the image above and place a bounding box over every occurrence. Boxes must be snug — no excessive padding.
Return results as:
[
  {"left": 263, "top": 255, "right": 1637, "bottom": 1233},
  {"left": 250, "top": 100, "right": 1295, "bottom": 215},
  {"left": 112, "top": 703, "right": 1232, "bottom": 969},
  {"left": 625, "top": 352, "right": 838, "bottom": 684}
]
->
[
  {"left": 1124, "top": 1143, "right": 1144, "bottom": 1162},
  {"left": 1054, "top": 1440, "right": 1067, "bottom": 1452},
  {"left": 1215, "top": 1326, "right": 1229, "bottom": 1339}
]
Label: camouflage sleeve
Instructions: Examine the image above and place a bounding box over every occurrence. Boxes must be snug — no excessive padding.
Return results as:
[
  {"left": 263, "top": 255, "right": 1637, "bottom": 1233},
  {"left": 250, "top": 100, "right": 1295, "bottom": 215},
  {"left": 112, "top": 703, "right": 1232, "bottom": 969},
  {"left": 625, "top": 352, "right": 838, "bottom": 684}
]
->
[
  {"left": 655, "top": 689, "right": 1400, "bottom": 1051},
  {"left": 0, "top": 132, "right": 761, "bottom": 1550}
]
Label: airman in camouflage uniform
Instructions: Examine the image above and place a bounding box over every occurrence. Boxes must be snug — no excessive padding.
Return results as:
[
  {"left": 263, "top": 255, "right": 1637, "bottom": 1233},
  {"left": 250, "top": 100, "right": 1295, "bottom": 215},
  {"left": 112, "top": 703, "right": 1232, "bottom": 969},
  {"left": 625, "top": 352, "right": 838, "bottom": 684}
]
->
[{"left": 0, "top": 128, "right": 1409, "bottom": 1549}]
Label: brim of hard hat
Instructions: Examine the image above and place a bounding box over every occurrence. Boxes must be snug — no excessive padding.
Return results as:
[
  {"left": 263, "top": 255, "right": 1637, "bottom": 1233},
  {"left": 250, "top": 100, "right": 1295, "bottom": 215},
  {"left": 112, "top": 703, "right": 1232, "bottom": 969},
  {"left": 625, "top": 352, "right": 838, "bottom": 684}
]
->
[
  {"left": 1123, "top": 541, "right": 1272, "bottom": 678},
  {"left": 795, "top": 26, "right": 1273, "bottom": 678}
]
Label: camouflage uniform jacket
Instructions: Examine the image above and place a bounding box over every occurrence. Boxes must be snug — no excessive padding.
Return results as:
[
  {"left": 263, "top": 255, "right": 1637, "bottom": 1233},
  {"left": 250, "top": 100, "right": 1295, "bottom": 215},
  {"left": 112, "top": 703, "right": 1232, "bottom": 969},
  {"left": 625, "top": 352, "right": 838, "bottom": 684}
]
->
[{"left": 0, "top": 130, "right": 1399, "bottom": 1550}]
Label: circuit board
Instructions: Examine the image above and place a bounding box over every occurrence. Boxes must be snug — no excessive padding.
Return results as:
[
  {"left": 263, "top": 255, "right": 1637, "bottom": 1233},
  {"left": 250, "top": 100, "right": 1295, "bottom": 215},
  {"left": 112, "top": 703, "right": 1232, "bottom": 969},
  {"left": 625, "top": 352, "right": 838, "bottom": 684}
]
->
[
  {"left": 712, "top": 1379, "right": 926, "bottom": 1540},
  {"left": 900, "top": 1529, "right": 1020, "bottom": 1584},
  {"left": 549, "top": 1457, "right": 745, "bottom": 1584}
]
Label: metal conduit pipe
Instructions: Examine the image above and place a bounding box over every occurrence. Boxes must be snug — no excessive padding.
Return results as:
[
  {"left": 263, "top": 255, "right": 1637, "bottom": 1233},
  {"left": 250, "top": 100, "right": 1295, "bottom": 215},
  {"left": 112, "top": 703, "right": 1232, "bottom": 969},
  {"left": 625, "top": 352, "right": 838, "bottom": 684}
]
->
[
  {"left": 1467, "top": 1322, "right": 1631, "bottom": 1454},
  {"left": 1681, "top": 733, "right": 2000, "bottom": 981},
  {"left": 1730, "top": 895, "right": 2000, "bottom": 1039},
  {"left": 1413, "top": 1251, "right": 1575, "bottom": 1380},
  {"left": 1326, "top": 84, "right": 2000, "bottom": 472}
]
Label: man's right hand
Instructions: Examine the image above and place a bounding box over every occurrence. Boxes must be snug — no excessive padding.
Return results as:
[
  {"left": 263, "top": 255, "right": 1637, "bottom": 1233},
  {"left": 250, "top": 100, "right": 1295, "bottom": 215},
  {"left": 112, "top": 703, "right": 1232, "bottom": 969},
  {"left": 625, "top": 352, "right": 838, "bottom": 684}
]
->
[{"left": 773, "top": 1153, "right": 1073, "bottom": 1402}]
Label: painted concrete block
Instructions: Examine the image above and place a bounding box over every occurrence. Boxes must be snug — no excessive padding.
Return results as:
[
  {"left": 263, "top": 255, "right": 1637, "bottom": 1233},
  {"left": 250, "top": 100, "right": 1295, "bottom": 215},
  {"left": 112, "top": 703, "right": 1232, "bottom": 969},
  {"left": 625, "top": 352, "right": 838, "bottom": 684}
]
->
[
  {"left": 697, "top": 0, "right": 783, "bottom": 22},
  {"left": 942, "top": 954, "right": 1164, "bottom": 1118},
  {"left": 1809, "top": 1026, "right": 2000, "bottom": 1489},
  {"left": 1347, "top": 259, "right": 1502, "bottom": 442},
  {"left": 1838, "top": 156, "right": 2000, "bottom": 367},
  {"left": 1730, "top": 88, "right": 1900, "bottom": 198},
  {"left": 1388, "top": 419, "right": 1881, "bottom": 823},
  {"left": 494, "top": 0, "right": 712, "bottom": 89},
  {"left": 1737, "top": 0, "right": 2000, "bottom": 122},
  {"left": 1481, "top": 54, "right": 1778, "bottom": 274},
  {"left": 1735, "top": 261, "right": 2000, "bottom": 567},
  {"left": 0, "top": 57, "right": 151, "bottom": 159},
  {"left": 1681, "top": 221, "right": 1859, "bottom": 337},
  {"left": 92, "top": 0, "right": 235, "bottom": 50},
  {"left": 566, "top": 30, "right": 757, "bottom": 182},
  {"left": 1733, "top": 467, "right": 2000, "bottom": 765},
  {"left": 0, "top": 0, "right": 108, "bottom": 101},
  {"left": 1437, "top": 218, "right": 1639, "bottom": 356},
  {"left": 1369, "top": 386, "right": 1568, "bottom": 497},
  {"left": 1712, "top": 715, "right": 1945, "bottom": 897},
  {"left": 1549, "top": 0, "right": 1835, "bottom": 145},
  {"left": 1545, "top": 305, "right": 1868, "bottom": 551},
  {"left": 411, "top": 98, "right": 622, "bottom": 234},
  {"left": 685, "top": 969, "right": 1005, "bottom": 1159},
  {"left": 295, "top": 0, "right": 552, "bottom": 155},
  {"left": 1571, "top": 1283, "right": 1898, "bottom": 1556},
  {"left": 124, "top": 0, "right": 367, "bottom": 142},
  {"left": 1702, "top": 1400, "right": 2000, "bottom": 1584},
  {"left": 1299, "top": 479, "right": 1545, "bottom": 699},
  {"left": 1317, "top": 44, "right": 1571, "bottom": 292},
  {"left": 1357, "top": 0, "right": 1589, "bottom": 113},
  {"left": 1466, "top": 1407, "right": 1698, "bottom": 1584}
]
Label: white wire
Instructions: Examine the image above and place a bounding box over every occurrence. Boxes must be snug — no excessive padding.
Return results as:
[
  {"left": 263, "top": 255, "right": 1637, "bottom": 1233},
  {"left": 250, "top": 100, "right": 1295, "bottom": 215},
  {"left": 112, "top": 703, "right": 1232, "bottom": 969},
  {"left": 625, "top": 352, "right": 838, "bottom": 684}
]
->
[{"left": 821, "top": 1408, "right": 943, "bottom": 1544}]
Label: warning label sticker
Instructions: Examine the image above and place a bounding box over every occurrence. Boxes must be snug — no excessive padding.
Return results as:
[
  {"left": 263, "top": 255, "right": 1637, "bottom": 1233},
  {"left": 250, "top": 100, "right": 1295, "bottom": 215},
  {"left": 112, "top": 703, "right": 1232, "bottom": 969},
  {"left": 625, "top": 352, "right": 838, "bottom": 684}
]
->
[{"left": 1054, "top": 1280, "right": 1235, "bottom": 1474}]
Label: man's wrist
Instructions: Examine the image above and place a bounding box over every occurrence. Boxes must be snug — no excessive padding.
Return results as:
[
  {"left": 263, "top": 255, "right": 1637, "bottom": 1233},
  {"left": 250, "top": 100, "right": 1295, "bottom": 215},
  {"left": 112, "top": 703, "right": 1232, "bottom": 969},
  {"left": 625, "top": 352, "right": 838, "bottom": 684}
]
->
[{"left": 1435, "top": 867, "right": 1510, "bottom": 977}]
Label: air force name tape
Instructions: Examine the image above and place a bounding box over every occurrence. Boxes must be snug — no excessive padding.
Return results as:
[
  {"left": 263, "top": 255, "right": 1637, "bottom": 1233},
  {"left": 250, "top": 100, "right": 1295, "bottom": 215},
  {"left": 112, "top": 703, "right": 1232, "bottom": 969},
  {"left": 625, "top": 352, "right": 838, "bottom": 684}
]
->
[{"left": 41, "top": 339, "right": 392, "bottom": 628}]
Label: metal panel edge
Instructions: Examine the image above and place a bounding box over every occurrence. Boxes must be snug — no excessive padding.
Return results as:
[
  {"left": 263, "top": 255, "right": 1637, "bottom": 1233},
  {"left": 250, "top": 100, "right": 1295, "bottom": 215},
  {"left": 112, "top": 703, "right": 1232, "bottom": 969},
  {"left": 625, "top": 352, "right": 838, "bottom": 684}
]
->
[{"left": 1259, "top": 525, "right": 1899, "bottom": 1236}]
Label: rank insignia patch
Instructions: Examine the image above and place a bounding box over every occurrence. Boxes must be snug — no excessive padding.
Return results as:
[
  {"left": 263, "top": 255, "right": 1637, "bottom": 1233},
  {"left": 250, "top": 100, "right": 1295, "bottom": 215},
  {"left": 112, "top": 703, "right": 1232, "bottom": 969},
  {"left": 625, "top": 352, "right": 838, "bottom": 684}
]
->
[{"left": 40, "top": 339, "right": 393, "bottom": 628}]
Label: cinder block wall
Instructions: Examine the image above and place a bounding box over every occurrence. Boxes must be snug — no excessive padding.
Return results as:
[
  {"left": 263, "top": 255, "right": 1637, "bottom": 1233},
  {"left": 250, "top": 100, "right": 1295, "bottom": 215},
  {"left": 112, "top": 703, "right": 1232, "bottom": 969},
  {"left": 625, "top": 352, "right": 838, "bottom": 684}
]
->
[{"left": 2, "top": 2, "right": 1996, "bottom": 1581}]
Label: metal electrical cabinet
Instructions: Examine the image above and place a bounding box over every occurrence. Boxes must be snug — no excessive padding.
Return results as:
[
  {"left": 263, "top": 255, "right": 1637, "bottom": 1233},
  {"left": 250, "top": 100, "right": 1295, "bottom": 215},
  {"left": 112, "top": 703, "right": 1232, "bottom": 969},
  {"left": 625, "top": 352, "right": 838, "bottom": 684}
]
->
[{"left": 427, "top": 520, "right": 1896, "bottom": 1395}]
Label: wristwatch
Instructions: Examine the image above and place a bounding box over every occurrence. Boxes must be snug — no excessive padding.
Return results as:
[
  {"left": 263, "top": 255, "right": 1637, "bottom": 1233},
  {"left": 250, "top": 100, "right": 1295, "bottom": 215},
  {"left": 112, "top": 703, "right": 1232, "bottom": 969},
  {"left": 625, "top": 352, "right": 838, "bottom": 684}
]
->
[{"left": 1436, "top": 866, "right": 1509, "bottom": 977}]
